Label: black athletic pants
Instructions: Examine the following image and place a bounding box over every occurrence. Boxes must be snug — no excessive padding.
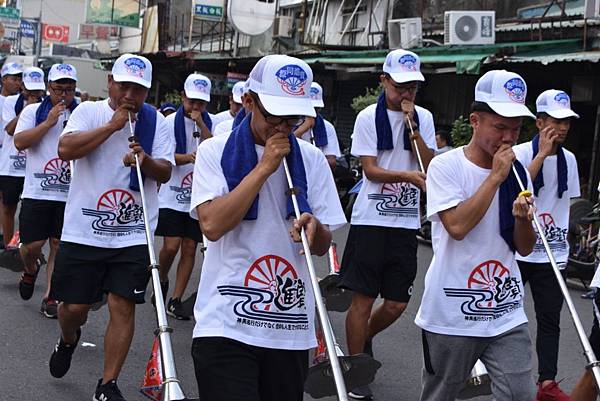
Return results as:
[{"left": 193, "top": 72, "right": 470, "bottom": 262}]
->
[{"left": 518, "top": 260, "right": 565, "bottom": 382}]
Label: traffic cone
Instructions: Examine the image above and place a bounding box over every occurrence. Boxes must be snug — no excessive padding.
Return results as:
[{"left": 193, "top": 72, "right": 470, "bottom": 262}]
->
[{"left": 140, "top": 337, "right": 163, "bottom": 401}]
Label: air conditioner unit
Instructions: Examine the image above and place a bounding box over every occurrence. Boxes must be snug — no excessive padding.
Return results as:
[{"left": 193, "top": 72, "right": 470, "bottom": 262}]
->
[
  {"left": 388, "top": 18, "right": 422, "bottom": 49},
  {"left": 273, "top": 16, "right": 294, "bottom": 38},
  {"left": 444, "top": 11, "right": 495, "bottom": 45}
]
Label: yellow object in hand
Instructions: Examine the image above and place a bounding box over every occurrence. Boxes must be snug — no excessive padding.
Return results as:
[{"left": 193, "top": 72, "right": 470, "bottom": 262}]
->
[{"left": 519, "top": 190, "right": 532, "bottom": 197}]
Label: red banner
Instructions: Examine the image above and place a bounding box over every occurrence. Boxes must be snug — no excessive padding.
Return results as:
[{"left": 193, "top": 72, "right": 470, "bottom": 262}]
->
[{"left": 42, "top": 24, "right": 70, "bottom": 43}]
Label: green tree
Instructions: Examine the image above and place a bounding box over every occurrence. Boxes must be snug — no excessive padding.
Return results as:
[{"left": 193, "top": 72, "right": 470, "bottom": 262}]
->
[{"left": 351, "top": 85, "right": 382, "bottom": 114}]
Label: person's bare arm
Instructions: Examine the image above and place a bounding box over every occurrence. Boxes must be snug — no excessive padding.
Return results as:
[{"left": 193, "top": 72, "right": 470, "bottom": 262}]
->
[
  {"left": 174, "top": 153, "right": 194, "bottom": 166},
  {"left": 59, "top": 105, "right": 132, "bottom": 161},
  {"left": 361, "top": 156, "right": 426, "bottom": 191},
  {"left": 438, "top": 144, "right": 513, "bottom": 240},
  {"left": 15, "top": 103, "right": 66, "bottom": 150},
  {"left": 197, "top": 132, "right": 291, "bottom": 241},
  {"left": 525, "top": 126, "right": 557, "bottom": 181},
  {"left": 401, "top": 100, "right": 434, "bottom": 170},
  {"left": 4, "top": 116, "right": 19, "bottom": 136},
  {"left": 123, "top": 141, "right": 172, "bottom": 184},
  {"left": 293, "top": 117, "right": 314, "bottom": 139}
]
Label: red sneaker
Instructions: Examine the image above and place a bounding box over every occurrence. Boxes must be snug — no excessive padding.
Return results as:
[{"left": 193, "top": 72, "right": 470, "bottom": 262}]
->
[{"left": 535, "top": 380, "right": 570, "bottom": 401}]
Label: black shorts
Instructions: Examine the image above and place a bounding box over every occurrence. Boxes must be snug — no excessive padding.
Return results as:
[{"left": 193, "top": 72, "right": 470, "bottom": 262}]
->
[
  {"left": 49, "top": 241, "right": 151, "bottom": 304},
  {"left": 339, "top": 225, "right": 418, "bottom": 302},
  {"left": 0, "top": 175, "right": 23, "bottom": 205},
  {"left": 590, "top": 291, "right": 600, "bottom": 358},
  {"left": 19, "top": 198, "right": 65, "bottom": 243},
  {"left": 155, "top": 208, "right": 202, "bottom": 242},
  {"left": 191, "top": 337, "right": 308, "bottom": 401}
]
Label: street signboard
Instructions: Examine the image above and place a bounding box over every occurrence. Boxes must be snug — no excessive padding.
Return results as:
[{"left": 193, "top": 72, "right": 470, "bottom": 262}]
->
[
  {"left": 42, "top": 24, "right": 70, "bottom": 43},
  {"left": 20, "top": 19, "right": 35, "bottom": 38},
  {"left": 193, "top": 0, "right": 224, "bottom": 20},
  {"left": 85, "top": 0, "right": 140, "bottom": 28},
  {"left": 0, "top": 7, "right": 20, "bottom": 27},
  {"left": 78, "top": 24, "right": 119, "bottom": 40}
]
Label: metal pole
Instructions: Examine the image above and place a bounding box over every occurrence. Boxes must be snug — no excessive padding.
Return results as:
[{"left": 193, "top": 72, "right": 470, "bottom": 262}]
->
[
  {"left": 127, "top": 114, "right": 189, "bottom": 401},
  {"left": 338, "top": 0, "right": 363, "bottom": 45},
  {"left": 282, "top": 159, "right": 349, "bottom": 401},
  {"left": 405, "top": 117, "right": 425, "bottom": 174},
  {"left": 511, "top": 165, "right": 600, "bottom": 388}
]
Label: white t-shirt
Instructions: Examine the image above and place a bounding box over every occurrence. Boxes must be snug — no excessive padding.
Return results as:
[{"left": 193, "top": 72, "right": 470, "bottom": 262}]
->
[
  {"left": 514, "top": 143, "right": 580, "bottom": 264},
  {"left": 350, "top": 103, "right": 436, "bottom": 229},
  {"left": 299, "top": 118, "right": 342, "bottom": 158},
  {"left": 15, "top": 103, "right": 72, "bottom": 202},
  {"left": 211, "top": 109, "right": 234, "bottom": 129},
  {"left": 60, "top": 99, "right": 175, "bottom": 248},
  {"left": 0, "top": 94, "right": 6, "bottom": 147},
  {"left": 190, "top": 134, "right": 346, "bottom": 350},
  {"left": 415, "top": 147, "right": 529, "bottom": 337},
  {"left": 214, "top": 118, "right": 233, "bottom": 137},
  {"left": 158, "top": 113, "right": 200, "bottom": 213},
  {"left": 0, "top": 94, "right": 27, "bottom": 177}
]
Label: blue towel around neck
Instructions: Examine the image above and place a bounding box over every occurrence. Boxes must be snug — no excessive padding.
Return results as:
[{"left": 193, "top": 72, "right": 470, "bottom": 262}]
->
[
  {"left": 531, "top": 134, "right": 568, "bottom": 198},
  {"left": 14, "top": 94, "right": 25, "bottom": 115},
  {"left": 375, "top": 92, "right": 417, "bottom": 151},
  {"left": 232, "top": 108, "right": 246, "bottom": 130},
  {"left": 499, "top": 159, "right": 528, "bottom": 252},
  {"left": 220, "top": 113, "right": 312, "bottom": 220},
  {"left": 129, "top": 103, "right": 157, "bottom": 192},
  {"left": 313, "top": 114, "right": 328, "bottom": 147},
  {"left": 174, "top": 106, "right": 188, "bottom": 154},
  {"left": 35, "top": 96, "right": 78, "bottom": 126},
  {"left": 202, "top": 111, "right": 212, "bottom": 132}
]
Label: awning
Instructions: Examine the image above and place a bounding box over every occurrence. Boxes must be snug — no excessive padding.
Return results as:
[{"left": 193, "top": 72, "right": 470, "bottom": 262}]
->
[
  {"left": 302, "top": 38, "right": 582, "bottom": 74},
  {"left": 504, "top": 50, "right": 600, "bottom": 64}
]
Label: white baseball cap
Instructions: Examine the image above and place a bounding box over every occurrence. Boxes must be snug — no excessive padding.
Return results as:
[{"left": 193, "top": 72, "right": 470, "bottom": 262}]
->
[
  {"left": 48, "top": 63, "right": 78, "bottom": 82},
  {"left": 536, "top": 89, "right": 579, "bottom": 119},
  {"left": 231, "top": 80, "right": 246, "bottom": 103},
  {"left": 383, "top": 49, "right": 425, "bottom": 83},
  {"left": 22, "top": 67, "right": 45, "bottom": 91},
  {"left": 1, "top": 62, "right": 22, "bottom": 77},
  {"left": 309, "top": 82, "right": 324, "bottom": 108},
  {"left": 112, "top": 53, "right": 152, "bottom": 89},
  {"left": 474, "top": 70, "right": 534, "bottom": 118},
  {"left": 247, "top": 54, "right": 316, "bottom": 117},
  {"left": 184, "top": 73, "right": 211, "bottom": 102}
]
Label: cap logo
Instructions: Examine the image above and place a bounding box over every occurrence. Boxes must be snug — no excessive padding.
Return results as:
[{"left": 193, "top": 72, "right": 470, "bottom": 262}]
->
[
  {"left": 193, "top": 79, "right": 209, "bottom": 93},
  {"left": 309, "top": 86, "right": 320, "bottom": 99},
  {"left": 503, "top": 78, "right": 526, "bottom": 104},
  {"left": 28, "top": 71, "right": 43, "bottom": 82},
  {"left": 399, "top": 54, "right": 418, "bottom": 71},
  {"left": 124, "top": 57, "right": 146, "bottom": 78},
  {"left": 275, "top": 64, "right": 307, "bottom": 96},
  {"left": 56, "top": 64, "right": 74, "bottom": 75},
  {"left": 553, "top": 91, "right": 569, "bottom": 107}
]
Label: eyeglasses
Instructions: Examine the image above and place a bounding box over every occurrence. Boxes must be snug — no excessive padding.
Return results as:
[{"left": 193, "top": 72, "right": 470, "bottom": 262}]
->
[
  {"left": 386, "top": 76, "right": 419, "bottom": 95},
  {"left": 252, "top": 95, "right": 305, "bottom": 127},
  {"left": 50, "top": 85, "right": 76, "bottom": 95}
]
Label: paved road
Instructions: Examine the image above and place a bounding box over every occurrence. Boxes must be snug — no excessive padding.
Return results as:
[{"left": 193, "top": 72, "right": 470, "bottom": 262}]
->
[{"left": 0, "top": 225, "right": 595, "bottom": 401}]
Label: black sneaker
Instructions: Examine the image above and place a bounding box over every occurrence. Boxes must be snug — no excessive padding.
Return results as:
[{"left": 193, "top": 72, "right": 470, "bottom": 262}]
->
[
  {"left": 151, "top": 280, "right": 169, "bottom": 307},
  {"left": 40, "top": 298, "right": 59, "bottom": 319},
  {"left": 167, "top": 297, "right": 191, "bottom": 320},
  {"left": 349, "top": 384, "right": 373, "bottom": 399},
  {"left": 93, "top": 378, "right": 127, "bottom": 401},
  {"left": 49, "top": 328, "right": 81, "bottom": 378},
  {"left": 18, "top": 270, "right": 38, "bottom": 300}
]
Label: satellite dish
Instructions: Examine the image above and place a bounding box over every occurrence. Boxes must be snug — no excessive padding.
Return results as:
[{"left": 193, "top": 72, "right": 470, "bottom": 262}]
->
[
  {"left": 228, "top": 0, "right": 276, "bottom": 36},
  {"left": 455, "top": 15, "right": 478, "bottom": 42}
]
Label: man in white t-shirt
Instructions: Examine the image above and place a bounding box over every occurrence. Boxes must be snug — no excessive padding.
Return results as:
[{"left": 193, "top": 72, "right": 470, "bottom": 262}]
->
[
  {"left": 13, "top": 64, "right": 79, "bottom": 319},
  {"left": 0, "top": 62, "right": 23, "bottom": 246},
  {"left": 154, "top": 73, "right": 209, "bottom": 320},
  {"left": 213, "top": 80, "right": 248, "bottom": 136},
  {"left": 293, "top": 81, "right": 341, "bottom": 171},
  {"left": 47, "top": 54, "right": 174, "bottom": 401},
  {"left": 189, "top": 55, "right": 346, "bottom": 400},
  {"left": 211, "top": 79, "right": 245, "bottom": 129},
  {"left": 513, "top": 89, "right": 580, "bottom": 401},
  {"left": 339, "top": 49, "right": 436, "bottom": 399},
  {"left": 415, "top": 70, "right": 537, "bottom": 401}
]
